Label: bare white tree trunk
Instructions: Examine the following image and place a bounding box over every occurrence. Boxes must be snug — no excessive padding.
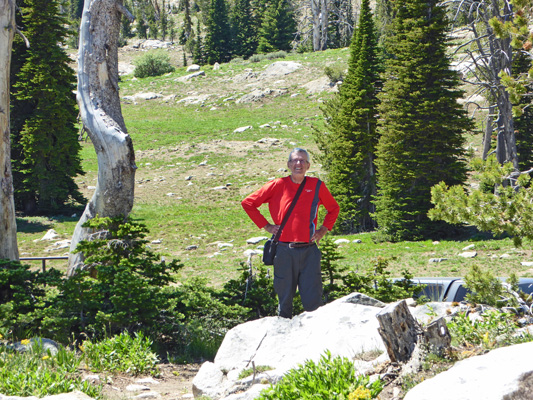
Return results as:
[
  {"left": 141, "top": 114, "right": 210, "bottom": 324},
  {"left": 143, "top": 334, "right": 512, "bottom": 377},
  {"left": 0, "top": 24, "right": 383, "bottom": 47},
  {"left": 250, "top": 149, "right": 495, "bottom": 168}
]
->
[
  {"left": 311, "top": 0, "right": 328, "bottom": 51},
  {"left": 452, "top": 0, "right": 518, "bottom": 169},
  {"left": 67, "top": 0, "right": 136, "bottom": 276},
  {"left": 0, "top": 0, "right": 19, "bottom": 261}
]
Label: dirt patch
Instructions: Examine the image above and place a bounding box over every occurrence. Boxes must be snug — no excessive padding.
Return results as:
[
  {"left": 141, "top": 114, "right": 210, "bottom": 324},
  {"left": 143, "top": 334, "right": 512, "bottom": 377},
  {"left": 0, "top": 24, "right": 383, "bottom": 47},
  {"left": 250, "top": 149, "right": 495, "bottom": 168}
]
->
[{"left": 100, "top": 363, "right": 200, "bottom": 400}]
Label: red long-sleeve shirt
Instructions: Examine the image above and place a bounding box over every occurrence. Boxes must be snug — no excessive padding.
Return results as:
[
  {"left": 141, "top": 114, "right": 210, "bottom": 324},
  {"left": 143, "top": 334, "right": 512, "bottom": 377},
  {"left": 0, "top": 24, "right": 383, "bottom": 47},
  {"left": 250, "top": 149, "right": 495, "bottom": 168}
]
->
[{"left": 241, "top": 176, "right": 340, "bottom": 242}]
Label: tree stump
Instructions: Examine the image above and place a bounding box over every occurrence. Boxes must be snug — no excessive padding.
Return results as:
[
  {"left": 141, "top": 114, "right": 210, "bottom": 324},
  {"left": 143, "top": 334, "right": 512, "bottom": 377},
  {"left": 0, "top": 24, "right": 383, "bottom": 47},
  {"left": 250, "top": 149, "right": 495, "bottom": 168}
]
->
[
  {"left": 376, "top": 300, "right": 422, "bottom": 362},
  {"left": 422, "top": 317, "right": 451, "bottom": 356}
]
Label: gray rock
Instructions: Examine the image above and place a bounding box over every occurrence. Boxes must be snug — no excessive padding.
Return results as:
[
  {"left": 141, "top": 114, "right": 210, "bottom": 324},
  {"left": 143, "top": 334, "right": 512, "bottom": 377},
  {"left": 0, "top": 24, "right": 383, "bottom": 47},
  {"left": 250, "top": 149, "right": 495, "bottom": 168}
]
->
[
  {"left": 429, "top": 258, "right": 447, "bottom": 263},
  {"left": 126, "top": 385, "right": 150, "bottom": 392},
  {"left": 10, "top": 338, "right": 60, "bottom": 355},
  {"left": 404, "top": 341, "right": 533, "bottom": 400},
  {"left": 185, "top": 245, "right": 198, "bottom": 250},
  {"left": 186, "top": 64, "right": 201, "bottom": 72},
  {"left": 333, "top": 239, "right": 350, "bottom": 245},
  {"left": 193, "top": 293, "right": 387, "bottom": 399},
  {"left": 175, "top": 71, "right": 205, "bottom": 82},
  {"left": 246, "top": 237, "right": 269, "bottom": 244},
  {"left": 234, "top": 126, "right": 253, "bottom": 133},
  {"left": 458, "top": 251, "right": 477, "bottom": 258}
]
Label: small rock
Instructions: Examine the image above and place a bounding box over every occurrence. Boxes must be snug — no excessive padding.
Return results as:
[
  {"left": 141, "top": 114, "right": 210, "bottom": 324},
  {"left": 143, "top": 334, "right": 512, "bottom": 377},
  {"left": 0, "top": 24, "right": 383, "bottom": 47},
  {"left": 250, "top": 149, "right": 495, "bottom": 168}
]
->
[
  {"left": 151, "top": 239, "right": 162, "bottom": 244},
  {"left": 234, "top": 125, "right": 253, "bottom": 133},
  {"left": 133, "top": 392, "right": 161, "bottom": 399},
  {"left": 186, "top": 245, "right": 199, "bottom": 251},
  {"left": 352, "top": 239, "right": 362, "bottom": 243},
  {"left": 136, "top": 377, "right": 160, "bottom": 385},
  {"left": 246, "top": 236, "right": 269, "bottom": 244},
  {"left": 185, "top": 176, "right": 193, "bottom": 181},
  {"left": 462, "top": 244, "right": 475, "bottom": 251},
  {"left": 187, "top": 64, "right": 201, "bottom": 72},
  {"left": 520, "top": 261, "right": 533, "bottom": 267},
  {"left": 213, "top": 186, "right": 228, "bottom": 190},
  {"left": 244, "top": 249, "right": 263, "bottom": 257},
  {"left": 82, "top": 375, "right": 101, "bottom": 384},
  {"left": 199, "top": 161, "right": 208, "bottom": 166},
  {"left": 126, "top": 384, "right": 150, "bottom": 392},
  {"left": 217, "top": 243, "right": 234, "bottom": 249},
  {"left": 459, "top": 251, "right": 477, "bottom": 258},
  {"left": 429, "top": 258, "right": 448, "bottom": 263},
  {"left": 41, "top": 229, "right": 60, "bottom": 241},
  {"left": 213, "top": 62, "right": 220, "bottom": 71},
  {"left": 334, "top": 239, "right": 350, "bottom": 245}
]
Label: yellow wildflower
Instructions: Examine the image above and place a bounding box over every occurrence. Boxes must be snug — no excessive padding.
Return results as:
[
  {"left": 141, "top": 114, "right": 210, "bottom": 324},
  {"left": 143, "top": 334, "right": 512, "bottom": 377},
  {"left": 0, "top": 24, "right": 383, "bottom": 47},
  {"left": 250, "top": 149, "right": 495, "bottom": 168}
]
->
[
  {"left": 42, "top": 355, "right": 50, "bottom": 360},
  {"left": 21, "top": 339, "right": 30, "bottom": 345},
  {"left": 0, "top": 333, "right": 3, "bottom": 339},
  {"left": 348, "top": 386, "right": 372, "bottom": 400}
]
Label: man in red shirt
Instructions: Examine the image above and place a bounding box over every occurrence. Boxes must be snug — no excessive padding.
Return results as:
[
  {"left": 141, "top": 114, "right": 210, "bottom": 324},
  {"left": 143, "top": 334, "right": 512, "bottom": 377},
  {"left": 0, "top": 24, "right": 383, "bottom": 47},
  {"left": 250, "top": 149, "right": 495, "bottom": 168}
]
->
[{"left": 242, "top": 148, "right": 340, "bottom": 318}]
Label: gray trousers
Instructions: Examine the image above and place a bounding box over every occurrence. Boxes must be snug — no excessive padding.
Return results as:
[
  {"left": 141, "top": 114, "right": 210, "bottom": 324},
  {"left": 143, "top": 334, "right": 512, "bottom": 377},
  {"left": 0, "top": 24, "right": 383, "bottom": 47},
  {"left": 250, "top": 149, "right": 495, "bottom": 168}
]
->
[{"left": 273, "top": 243, "right": 323, "bottom": 318}]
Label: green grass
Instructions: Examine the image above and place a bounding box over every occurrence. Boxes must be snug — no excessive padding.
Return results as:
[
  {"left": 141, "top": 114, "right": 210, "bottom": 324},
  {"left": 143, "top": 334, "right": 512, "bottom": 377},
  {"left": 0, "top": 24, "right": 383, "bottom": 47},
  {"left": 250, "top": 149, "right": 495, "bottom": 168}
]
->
[{"left": 15, "top": 47, "right": 533, "bottom": 285}]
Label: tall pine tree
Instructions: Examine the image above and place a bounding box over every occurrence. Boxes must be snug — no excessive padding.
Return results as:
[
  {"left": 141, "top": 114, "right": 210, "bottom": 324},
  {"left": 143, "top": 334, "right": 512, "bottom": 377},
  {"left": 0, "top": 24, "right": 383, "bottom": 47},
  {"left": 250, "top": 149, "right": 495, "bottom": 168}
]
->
[
  {"left": 204, "top": 0, "right": 232, "bottom": 64},
  {"left": 314, "top": 0, "right": 382, "bottom": 233},
  {"left": 374, "top": 0, "right": 472, "bottom": 241},
  {"left": 231, "top": 0, "right": 258, "bottom": 59},
  {"left": 256, "top": 0, "right": 296, "bottom": 53},
  {"left": 513, "top": 52, "right": 533, "bottom": 171},
  {"left": 11, "top": 0, "right": 84, "bottom": 215}
]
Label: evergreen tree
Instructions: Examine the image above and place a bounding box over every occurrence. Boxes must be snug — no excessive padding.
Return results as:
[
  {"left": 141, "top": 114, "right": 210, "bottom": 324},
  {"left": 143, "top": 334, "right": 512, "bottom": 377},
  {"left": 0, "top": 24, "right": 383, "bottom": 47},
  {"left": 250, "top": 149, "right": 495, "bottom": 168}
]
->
[
  {"left": 513, "top": 52, "right": 533, "bottom": 171},
  {"left": 327, "top": 0, "right": 354, "bottom": 49},
  {"left": 314, "top": 0, "right": 382, "bottom": 233},
  {"left": 10, "top": 0, "right": 84, "bottom": 215},
  {"left": 192, "top": 20, "right": 206, "bottom": 65},
  {"left": 178, "top": 0, "right": 193, "bottom": 45},
  {"left": 373, "top": 0, "right": 472, "bottom": 241},
  {"left": 231, "top": 0, "right": 258, "bottom": 58},
  {"left": 256, "top": 0, "right": 296, "bottom": 53},
  {"left": 204, "top": 0, "right": 232, "bottom": 64}
]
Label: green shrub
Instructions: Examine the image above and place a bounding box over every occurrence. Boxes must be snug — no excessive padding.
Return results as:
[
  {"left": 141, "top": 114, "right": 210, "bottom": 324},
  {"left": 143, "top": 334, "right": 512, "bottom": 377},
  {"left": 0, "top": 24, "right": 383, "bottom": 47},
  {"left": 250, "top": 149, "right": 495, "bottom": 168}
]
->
[
  {"left": 221, "top": 262, "right": 278, "bottom": 319},
  {"left": 64, "top": 216, "right": 183, "bottom": 338},
  {"left": 324, "top": 64, "right": 345, "bottom": 83},
  {"left": 82, "top": 331, "right": 159, "bottom": 375},
  {"left": 0, "top": 339, "right": 101, "bottom": 398},
  {"left": 133, "top": 51, "right": 175, "bottom": 78},
  {"left": 448, "top": 310, "right": 528, "bottom": 349},
  {"left": 257, "top": 350, "right": 383, "bottom": 400},
  {"left": 0, "top": 259, "right": 62, "bottom": 338},
  {"left": 463, "top": 265, "right": 517, "bottom": 307},
  {"left": 339, "top": 257, "right": 422, "bottom": 303}
]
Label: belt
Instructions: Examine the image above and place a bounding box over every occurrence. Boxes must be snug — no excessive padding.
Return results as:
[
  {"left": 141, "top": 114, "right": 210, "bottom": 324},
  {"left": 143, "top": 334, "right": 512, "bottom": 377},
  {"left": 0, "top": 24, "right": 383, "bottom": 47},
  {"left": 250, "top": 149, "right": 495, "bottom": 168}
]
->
[{"left": 278, "top": 242, "right": 316, "bottom": 249}]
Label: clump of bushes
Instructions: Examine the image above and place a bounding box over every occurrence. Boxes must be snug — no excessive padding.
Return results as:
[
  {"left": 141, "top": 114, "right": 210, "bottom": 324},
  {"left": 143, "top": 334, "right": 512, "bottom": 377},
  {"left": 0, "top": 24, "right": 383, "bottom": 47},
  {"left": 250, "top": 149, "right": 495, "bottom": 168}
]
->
[
  {"left": 324, "top": 64, "right": 346, "bottom": 83},
  {"left": 248, "top": 51, "right": 287, "bottom": 63},
  {"left": 133, "top": 51, "right": 175, "bottom": 78},
  {"left": 257, "top": 350, "right": 383, "bottom": 400}
]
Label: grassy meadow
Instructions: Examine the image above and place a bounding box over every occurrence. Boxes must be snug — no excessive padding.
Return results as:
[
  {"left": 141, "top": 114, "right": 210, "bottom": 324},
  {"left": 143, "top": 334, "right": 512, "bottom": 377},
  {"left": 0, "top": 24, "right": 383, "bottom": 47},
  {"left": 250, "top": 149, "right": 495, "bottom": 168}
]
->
[{"left": 15, "top": 47, "right": 533, "bottom": 286}]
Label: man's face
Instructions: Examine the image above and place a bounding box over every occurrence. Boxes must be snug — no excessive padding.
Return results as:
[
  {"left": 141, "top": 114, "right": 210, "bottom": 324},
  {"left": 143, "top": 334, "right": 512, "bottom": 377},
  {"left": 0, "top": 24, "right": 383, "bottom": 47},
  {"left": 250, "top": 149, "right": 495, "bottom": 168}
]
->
[{"left": 287, "top": 152, "right": 310, "bottom": 177}]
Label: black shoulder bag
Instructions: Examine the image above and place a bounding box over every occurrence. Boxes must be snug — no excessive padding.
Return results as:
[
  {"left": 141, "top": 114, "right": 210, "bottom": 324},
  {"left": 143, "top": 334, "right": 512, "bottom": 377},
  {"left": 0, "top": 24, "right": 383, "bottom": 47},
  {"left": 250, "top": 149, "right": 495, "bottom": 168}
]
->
[{"left": 262, "top": 177, "right": 307, "bottom": 265}]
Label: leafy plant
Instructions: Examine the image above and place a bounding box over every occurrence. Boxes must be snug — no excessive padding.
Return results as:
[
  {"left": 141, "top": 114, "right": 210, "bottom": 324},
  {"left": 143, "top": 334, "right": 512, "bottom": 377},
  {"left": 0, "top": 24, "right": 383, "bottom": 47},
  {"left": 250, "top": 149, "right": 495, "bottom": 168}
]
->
[
  {"left": 81, "top": 331, "right": 159, "bottom": 375},
  {"left": 0, "top": 339, "right": 101, "bottom": 398},
  {"left": 134, "top": 51, "right": 175, "bottom": 78},
  {"left": 448, "top": 310, "right": 525, "bottom": 349},
  {"left": 256, "top": 350, "right": 383, "bottom": 400}
]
